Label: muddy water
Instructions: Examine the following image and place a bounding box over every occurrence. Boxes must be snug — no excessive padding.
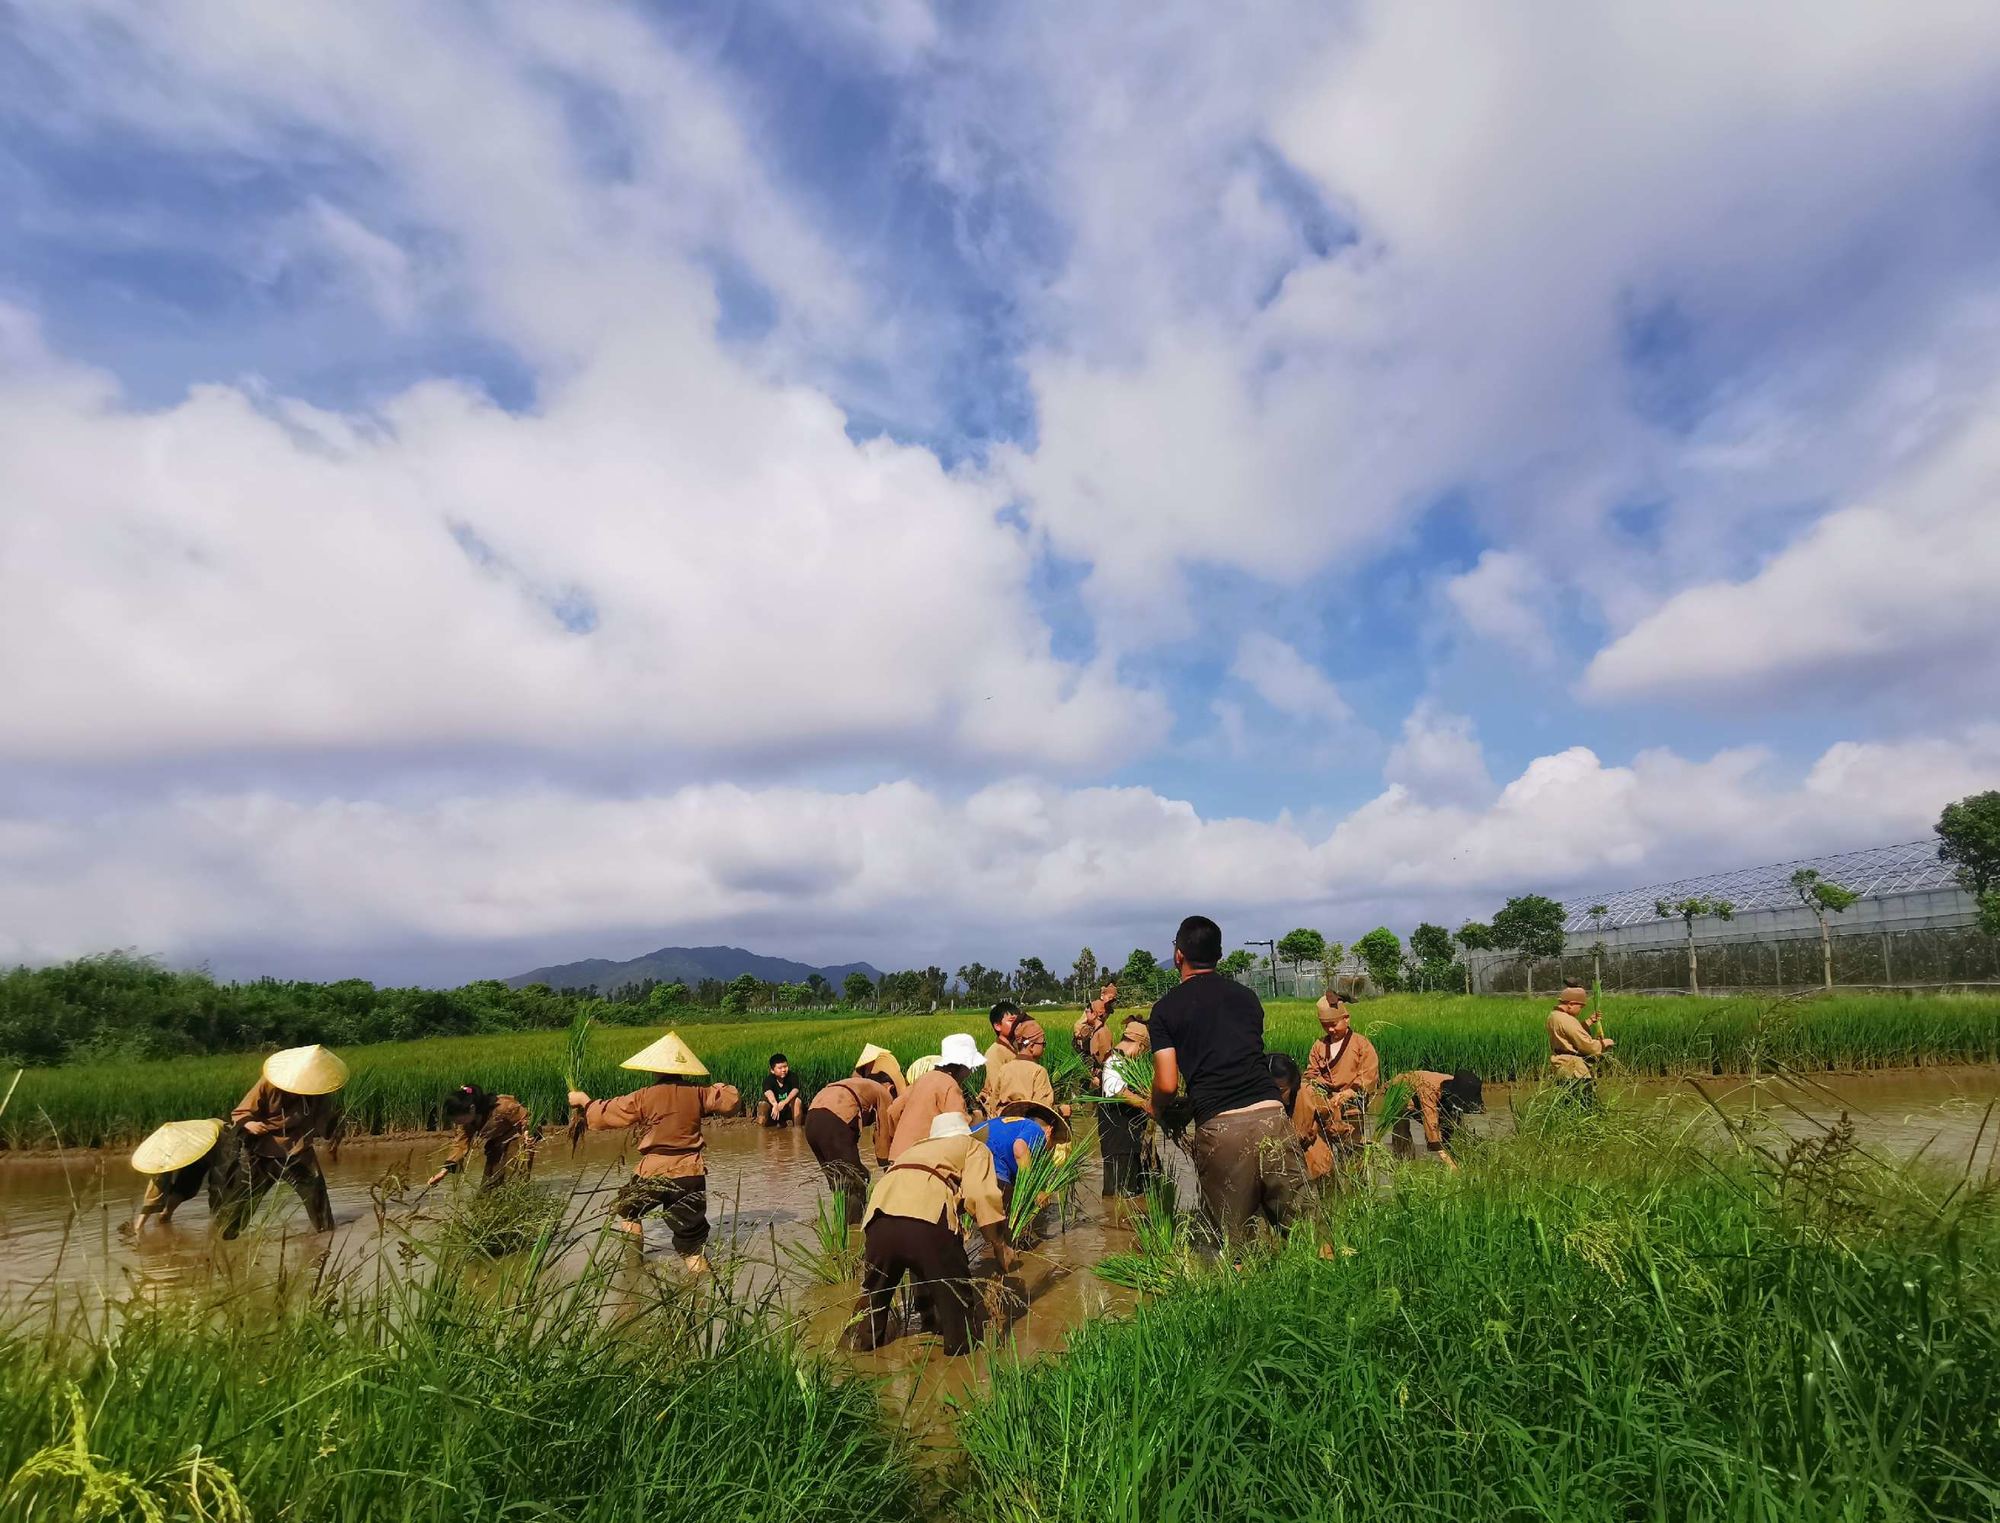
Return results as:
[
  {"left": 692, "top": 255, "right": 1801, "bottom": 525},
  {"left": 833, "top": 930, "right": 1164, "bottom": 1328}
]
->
[{"left": 4, "top": 1067, "right": 1997, "bottom": 1380}]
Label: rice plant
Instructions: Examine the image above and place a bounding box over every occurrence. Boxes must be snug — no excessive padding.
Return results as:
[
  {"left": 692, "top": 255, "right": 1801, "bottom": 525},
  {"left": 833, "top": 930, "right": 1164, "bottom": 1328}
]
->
[
  {"left": 1005, "top": 1131, "right": 1096, "bottom": 1242},
  {"left": 780, "top": 1190, "right": 862, "bottom": 1285},
  {"left": 10, "top": 991, "right": 2000, "bottom": 1149},
  {"left": 962, "top": 1091, "right": 2000, "bottom": 1523},
  {"left": 433, "top": 1181, "right": 566, "bottom": 1258},
  {"left": 0, "top": 1221, "right": 920, "bottom": 1523}
]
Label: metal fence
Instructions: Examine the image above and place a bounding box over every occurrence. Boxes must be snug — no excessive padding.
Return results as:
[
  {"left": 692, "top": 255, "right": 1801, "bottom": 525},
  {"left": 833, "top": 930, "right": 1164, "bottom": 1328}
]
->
[{"left": 1470, "top": 919, "right": 1999, "bottom": 996}]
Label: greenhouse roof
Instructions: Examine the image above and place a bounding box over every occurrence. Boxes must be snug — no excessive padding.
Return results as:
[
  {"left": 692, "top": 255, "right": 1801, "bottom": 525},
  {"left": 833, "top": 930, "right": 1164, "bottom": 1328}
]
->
[{"left": 1560, "top": 840, "right": 1960, "bottom": 932}]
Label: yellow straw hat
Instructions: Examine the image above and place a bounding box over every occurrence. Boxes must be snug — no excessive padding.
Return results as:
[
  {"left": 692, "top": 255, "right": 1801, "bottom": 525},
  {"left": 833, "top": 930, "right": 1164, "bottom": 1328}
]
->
[
  {"left": 131, "top": 1119, "right": 223, "bottom": 1175},
  {"left": 999, "top": 1098, "right": 1072, "bottom": 1147},
  {"left": 855, "top": 1043, "right": 906, "bottom": 1092},
  {"left": 1560, "top": 986, "right": 1589, "bottom": 1005},
  {"left": 904, "top": 1054, "right": 940, "bottom": 1083},
  {"left": 263, "top": 1044, "right": 349, "bottom": 1095},
  {"left": 620, "top": 1031, "right": 708, "bottom": 1077}
]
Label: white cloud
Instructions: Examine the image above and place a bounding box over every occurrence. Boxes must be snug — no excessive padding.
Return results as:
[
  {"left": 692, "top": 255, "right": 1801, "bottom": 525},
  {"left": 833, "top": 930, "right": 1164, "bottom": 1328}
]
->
[
  {"left": 0, "top": 311, "right": 1158, "bottom": 767},
  {"left": 1443, "top": 550, "right": 1552, "bottom": 661},
  {"left": 1230, "top": 632, "right": 1351, "bottom": 726},
  {"left": 1582, "top": 396, "right": 2000, "bottom": 705},
  {"left": 1383, "top": 702, "right": 1492, "bottom": 806},
  {"left": 930, "top": 1, "right": 2000, "bottom": 651},
  {"left": 0, "top": 5, "right": 1167, "bottom": 770},
  {"left": 6, "top": 729, "right": 1991, "bottom": 972}
]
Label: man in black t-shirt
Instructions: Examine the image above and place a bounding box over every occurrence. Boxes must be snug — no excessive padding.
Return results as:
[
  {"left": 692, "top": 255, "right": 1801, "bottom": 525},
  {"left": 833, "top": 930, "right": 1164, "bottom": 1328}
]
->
[{"left": 1149, "top": 914, "right": 1302, "bottom": 1245}]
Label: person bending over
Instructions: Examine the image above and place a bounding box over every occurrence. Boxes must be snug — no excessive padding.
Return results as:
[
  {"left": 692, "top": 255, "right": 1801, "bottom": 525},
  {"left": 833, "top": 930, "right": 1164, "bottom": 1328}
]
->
[
  {"left": 1385, "top": 1070, "right": 1484, "bottom": 1171},
  {"left": 427, "top": 1085, "right": 536, "bottom": 1192},
  {"left": 846, "top": 1111, "right": 1015, "bottom": 1356}
]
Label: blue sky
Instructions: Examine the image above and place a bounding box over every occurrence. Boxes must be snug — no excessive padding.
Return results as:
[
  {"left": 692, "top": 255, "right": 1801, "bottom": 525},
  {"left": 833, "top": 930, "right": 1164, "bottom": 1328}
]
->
[{"left": 2, "top": 2, "right": 1998, "bottom": 983}]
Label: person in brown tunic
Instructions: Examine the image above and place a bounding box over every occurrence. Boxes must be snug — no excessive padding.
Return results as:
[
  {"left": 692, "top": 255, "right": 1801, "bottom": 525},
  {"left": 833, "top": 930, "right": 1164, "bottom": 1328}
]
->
[
  {"left": 806, "top": 1055, "right": 900, "bottom": 1225},
  {"left": 223, "top": 1044, "right": 347, "bottom": 1238},
  {"left": 128, "top": 1119, "right": 239, "bottom": 1232},
  {"left": 426, "top": 1085, "right": 537, "bottom": 1192},
  {"left": 982, "top": 1000, "right": 1048, "bottom": 1076},
  {"left": 1547, "top": 986, "right": 1612, "bottom": 1099},
  {"left": 846, "top": 1110, "right": 1014, "bottom": 1356},
  {"left": 1293, "top": 993, "right": 1382, "bottom": 1177},
  {"left": 1385, "top": 1069, "right": 1483, "bottom": 1170},
  {"left": 1070, "top": 981, "right": 1121, "bottom": 1089},
  {"left": 568, "top": 1031, "right": 740, "bottom": 1272},
  {"left": 883, "top": 1033, "right": 982, "bottom": 1158}
]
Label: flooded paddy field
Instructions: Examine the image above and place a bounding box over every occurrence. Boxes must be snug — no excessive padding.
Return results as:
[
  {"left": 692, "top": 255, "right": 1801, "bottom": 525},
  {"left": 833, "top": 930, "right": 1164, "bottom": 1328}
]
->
[
  {"left": 5, "top": 1064, "right": 1999, "bottom": 1520},
  {"left": 5, "top": 1065, "right": 1996, "bottom": 1337}
]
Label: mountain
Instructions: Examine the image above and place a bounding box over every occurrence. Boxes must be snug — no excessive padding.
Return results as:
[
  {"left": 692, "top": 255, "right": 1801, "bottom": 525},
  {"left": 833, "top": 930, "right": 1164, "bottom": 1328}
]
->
[{"left": 503, "top": 944, "right": 881, "bottom": 993}]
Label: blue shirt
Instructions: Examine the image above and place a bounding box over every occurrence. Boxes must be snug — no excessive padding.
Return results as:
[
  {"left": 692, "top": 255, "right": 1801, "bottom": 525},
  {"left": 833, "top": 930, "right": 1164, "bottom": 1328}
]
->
[{"left": 974, "top": 1117, "right": 1046, "bottom": 1186}]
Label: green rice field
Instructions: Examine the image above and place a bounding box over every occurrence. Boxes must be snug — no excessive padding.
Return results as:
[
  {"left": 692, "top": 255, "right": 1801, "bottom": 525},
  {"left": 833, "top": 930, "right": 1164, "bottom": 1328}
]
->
[{"left": 6, "top": 990, "right": 1999, "bottom": 1149}]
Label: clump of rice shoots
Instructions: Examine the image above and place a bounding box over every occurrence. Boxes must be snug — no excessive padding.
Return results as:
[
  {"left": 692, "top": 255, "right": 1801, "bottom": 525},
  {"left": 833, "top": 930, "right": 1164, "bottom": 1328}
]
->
[
  {"left": 436, "top": 1182, "right": 565, "bottom": 1259},
  {"left": 1005, "top": 1130, "right": 1095, "bottom": 1243},
  {"left": 559, "top": 1010, "right": 593, "bottom": 1152},
  {"left": 1093, "top": 1178, "right": 1191, "bottom": 1293},
  {"left": 1370, "top": 1075, "right": 1415, "bottom": 1141},
  {"left": 781, "top": 1191, "right": 862, "bottom": 1285}
]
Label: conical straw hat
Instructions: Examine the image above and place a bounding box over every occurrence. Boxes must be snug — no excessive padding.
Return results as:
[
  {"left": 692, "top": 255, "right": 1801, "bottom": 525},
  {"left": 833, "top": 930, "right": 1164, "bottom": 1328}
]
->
[
  {"left": 131, "top": 1118, "right": 223, "bottom": 1175},
  {"left": 263, "top": 1044, "right": 349, "bottom": 1095},
  {"left": 620, "top": 1030, "right": 708, "bottom": 1076},
  {"left": 855, "top": 1044, "right": 906, "bottom": 1092},
  {"left": 999, "top": 1098, "right": 1071, "bottom": 1146},
  {"left": 904, "top": 1054, "right": 940, "bottom": 1083}
]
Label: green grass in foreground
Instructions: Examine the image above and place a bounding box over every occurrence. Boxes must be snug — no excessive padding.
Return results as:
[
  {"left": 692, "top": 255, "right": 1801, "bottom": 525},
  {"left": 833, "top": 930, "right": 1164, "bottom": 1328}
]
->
[
  {"left": 7, "top": 991, "right": 1999, "bottom": 1148},
  {"left": 959, "top": 1096, "right": 2000, "bottom": 1522},
  {"left": 0, "top": 1224, "right": 916, "bottom": 1523}
]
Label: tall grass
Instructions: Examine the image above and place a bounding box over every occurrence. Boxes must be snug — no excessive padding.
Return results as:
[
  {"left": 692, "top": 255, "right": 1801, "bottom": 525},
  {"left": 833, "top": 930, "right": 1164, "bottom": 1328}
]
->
[
  {"left": 9, "top": 992, "right": 1998, "bottom": 1149},
  {"left": 957, "top": 1095, "right": 2000, "bottom": 1522},
  {"left": 0, "top": 1222, "right": 917, "bottom": 1522}
]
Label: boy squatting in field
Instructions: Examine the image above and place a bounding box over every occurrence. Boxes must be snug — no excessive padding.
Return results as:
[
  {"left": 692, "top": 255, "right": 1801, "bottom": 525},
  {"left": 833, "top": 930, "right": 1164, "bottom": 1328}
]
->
[{"left": 569, "top": 1031, "right": 740, "bottom": 1273}]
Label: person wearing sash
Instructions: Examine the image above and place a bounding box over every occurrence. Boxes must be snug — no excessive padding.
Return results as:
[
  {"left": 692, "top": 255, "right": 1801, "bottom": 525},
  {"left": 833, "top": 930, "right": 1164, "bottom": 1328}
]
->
[
  {"left": 806, "top": 1045, "right": 905, "bottom": 1224},
  {"left": 1546, "top": 985, "right": 1613, "bottom": 1103},
  {"left": 883, "top": 1033, "right": 982, "bottom": 1157},
  {"left": 568, "top": 1031, "right": 740, "bottom": 1272},
  {"left": 846, "top": 1110, "right": 1014, "bottom": 1356},
  {"left": 1293, "top": 992, "right": 1381, "bottom": 1177}
]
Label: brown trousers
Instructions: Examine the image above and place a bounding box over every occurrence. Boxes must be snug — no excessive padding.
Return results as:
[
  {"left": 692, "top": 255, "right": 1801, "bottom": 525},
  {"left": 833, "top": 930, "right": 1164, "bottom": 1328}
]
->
[
  {"left": 1190, "top": 1104, "right": 1303, "bottom": 1247},
  {"left": 805, "top": 1109, "right": 870, "bottom": 1224},
  {"left": 849, "top": 1213, "right": 985, "bottom": 1356},
  {"left": 612, "top": 1174, "right": 709, "bottom": 1253},
  {"left": 218, "top": 1141, "right": 333, "bottom": 1238}
]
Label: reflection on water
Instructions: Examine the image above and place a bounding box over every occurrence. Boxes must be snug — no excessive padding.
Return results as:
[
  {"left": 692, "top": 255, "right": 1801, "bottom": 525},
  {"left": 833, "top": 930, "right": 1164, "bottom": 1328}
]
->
[{"left": 3, "top": 1066, "right": 1997, "bottom": 1377}]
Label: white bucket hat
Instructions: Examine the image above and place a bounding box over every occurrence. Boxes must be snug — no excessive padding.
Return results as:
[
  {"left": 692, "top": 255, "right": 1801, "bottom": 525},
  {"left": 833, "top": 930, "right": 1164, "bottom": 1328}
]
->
[
  {"left": 937, "top": 1032, "right": 986, "bottom": 1070},
  {"left": 928, "top": 1111, "right": 972, "bottom": 1140}
]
